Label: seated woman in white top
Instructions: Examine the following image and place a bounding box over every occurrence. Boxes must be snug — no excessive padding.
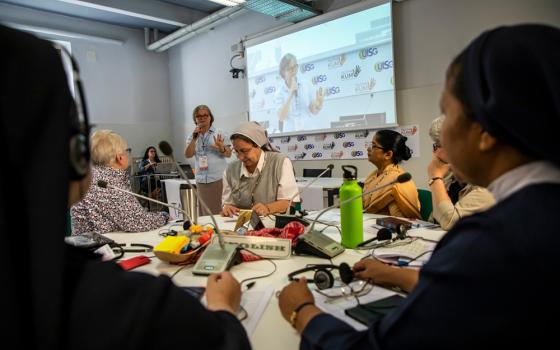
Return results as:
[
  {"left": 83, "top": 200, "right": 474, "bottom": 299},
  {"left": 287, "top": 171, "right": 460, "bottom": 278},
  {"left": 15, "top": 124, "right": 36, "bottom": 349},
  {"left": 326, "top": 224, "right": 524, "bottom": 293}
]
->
[
  {"left": 221, "top": 122, "right": 299, "bottom": 217},
  {"left": 428, "top": 116, "right": 495, "bottom": 229}
]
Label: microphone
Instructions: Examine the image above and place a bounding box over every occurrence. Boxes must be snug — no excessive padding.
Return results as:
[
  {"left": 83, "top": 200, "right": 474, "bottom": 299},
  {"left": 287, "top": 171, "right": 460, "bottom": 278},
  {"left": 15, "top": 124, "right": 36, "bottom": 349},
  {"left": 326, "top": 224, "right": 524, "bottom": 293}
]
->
[
  {"left": 158, "top": 141, "right": 239, "bottom": 275},
  {"left": 275, "top": 164, "right": 334, "bottom": 229},
  {"left": 97, "top": 180, "right": 194, "bottom": 225},
  {"left": 295, "top": 173, "right": 412, "bottom": 259}
]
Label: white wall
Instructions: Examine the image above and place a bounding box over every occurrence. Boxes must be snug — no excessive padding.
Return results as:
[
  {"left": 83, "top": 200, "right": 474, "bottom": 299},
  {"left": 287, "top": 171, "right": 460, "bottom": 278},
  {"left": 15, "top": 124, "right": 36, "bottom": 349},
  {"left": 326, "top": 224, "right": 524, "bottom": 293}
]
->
[
  {"left": 169, "top": 0, "right": 560, "bottom": 186},
  {"left": 0, "top": 2, "right": 173, "bottom": 157}
]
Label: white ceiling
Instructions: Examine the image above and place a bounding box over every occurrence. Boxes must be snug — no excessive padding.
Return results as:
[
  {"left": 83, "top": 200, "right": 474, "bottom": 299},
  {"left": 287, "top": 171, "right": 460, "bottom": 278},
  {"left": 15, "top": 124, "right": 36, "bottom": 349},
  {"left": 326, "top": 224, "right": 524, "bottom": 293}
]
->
[{"left": 0, "top": 0, "right": 225, "bottom": 32}]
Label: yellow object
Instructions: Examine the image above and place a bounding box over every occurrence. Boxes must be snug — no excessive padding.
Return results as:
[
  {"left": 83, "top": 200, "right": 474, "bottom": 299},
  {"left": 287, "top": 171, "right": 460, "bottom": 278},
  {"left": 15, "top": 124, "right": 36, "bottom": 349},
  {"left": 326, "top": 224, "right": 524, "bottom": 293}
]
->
[{"left": 154, "top": 236, "right": 190, "bottom": 254}]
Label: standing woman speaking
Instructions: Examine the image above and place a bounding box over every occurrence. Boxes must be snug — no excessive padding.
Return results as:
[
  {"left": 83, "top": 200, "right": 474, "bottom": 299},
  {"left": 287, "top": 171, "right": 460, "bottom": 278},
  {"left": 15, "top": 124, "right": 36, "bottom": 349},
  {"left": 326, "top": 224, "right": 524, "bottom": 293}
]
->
[{"left": 184, "top": 105, "right": 232, "bottom": 214}]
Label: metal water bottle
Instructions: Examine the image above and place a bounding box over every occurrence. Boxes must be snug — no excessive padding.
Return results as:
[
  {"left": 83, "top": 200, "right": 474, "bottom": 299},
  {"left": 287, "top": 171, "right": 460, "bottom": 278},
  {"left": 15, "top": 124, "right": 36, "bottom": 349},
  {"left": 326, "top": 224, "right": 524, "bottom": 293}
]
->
[{"left": 339, "top": 165, "right": 363, "bottom": 248}]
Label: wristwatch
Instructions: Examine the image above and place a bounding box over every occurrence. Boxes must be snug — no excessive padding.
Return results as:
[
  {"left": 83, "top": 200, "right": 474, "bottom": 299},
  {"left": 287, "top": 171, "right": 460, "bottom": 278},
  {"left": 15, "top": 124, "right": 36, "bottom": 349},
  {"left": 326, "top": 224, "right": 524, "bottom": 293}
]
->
[{"left": 428, "top": 177, "right": 444, "bottom": 186}]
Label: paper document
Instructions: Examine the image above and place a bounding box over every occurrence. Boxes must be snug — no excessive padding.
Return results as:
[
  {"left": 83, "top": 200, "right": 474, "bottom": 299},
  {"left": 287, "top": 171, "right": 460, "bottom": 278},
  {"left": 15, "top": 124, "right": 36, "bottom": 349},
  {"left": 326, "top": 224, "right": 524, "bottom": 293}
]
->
[
  {"left": 306, "top": 211, "right": 341, "bottom": 225},
  {"left": 407, "top": 228, "right": 447, "bottom": 242},
  {"left": 313, "top": 284, "right": 400, "bottom": 331},
  {"left": 240, "top": 286, "right": 274, "bottom": 336}
]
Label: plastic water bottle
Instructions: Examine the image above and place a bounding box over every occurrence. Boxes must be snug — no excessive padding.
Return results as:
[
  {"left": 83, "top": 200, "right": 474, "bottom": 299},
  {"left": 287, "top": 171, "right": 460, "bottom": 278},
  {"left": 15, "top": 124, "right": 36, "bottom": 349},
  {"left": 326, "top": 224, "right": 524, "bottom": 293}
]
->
[{"left": 339, "top": 165, "right": 363, "bottom": 248}]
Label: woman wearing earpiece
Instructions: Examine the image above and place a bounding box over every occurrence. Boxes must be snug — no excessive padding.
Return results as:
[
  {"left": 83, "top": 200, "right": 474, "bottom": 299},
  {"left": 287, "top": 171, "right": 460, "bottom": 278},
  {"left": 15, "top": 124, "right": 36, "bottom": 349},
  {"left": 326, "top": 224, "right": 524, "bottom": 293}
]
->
[
  {"left": 184, "top": 105, "right": 232, "bottom": 215},
  {"left": 362, "top": 129, "right": 421, "bottom": 218},
  {"left": 221, "top": 121, "right": 299, "bottom": 217}
]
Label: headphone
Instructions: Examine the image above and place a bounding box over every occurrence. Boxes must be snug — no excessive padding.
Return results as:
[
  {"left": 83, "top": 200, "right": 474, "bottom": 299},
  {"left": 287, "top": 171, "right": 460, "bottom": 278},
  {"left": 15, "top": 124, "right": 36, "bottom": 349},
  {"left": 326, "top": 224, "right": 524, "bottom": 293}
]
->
[
  {"left": 288, "top": 263, "right": 354, "bottom": 290},
  {"left": 55, "top": 44, "right": 91, "bottom": 180}
]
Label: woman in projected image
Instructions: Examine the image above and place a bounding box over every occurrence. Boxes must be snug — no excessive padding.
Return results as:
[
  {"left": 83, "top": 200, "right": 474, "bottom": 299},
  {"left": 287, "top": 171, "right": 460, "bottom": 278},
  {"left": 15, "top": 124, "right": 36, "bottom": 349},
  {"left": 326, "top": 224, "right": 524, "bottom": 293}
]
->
[
  {"left": 276, "top": 53, "right": 324, "bottom": 132},
  {"left": 362, "top": 129, "right": 421, "bottom": 219}
]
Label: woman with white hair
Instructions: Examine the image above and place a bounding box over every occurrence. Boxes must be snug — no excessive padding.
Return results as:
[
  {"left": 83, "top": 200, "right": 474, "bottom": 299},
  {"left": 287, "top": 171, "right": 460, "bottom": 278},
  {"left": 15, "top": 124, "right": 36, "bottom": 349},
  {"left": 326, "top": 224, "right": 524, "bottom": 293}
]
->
[
  {"left": 71, "top": 130, "right": 169, "bottom": 234},
  {"left": 427, "top": 116, "right": 494, "bottom": 230},
  {"left": 221, "top": 122, "right": 299, "bottom": 217}
]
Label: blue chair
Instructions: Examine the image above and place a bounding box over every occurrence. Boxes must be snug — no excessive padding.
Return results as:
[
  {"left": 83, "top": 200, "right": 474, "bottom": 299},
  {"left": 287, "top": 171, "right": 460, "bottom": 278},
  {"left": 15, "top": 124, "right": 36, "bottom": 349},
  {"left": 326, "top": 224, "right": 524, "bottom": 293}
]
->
[{"left": 417, "top": 189, "right": 433, "bottom": 221}]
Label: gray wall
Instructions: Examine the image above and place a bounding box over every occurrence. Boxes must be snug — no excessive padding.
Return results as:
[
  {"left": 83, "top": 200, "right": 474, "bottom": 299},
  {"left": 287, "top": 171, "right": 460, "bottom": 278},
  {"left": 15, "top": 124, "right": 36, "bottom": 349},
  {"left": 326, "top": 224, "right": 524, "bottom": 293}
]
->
[
  {"left": 169, "top": 0, "right": 560, "bottom": 187},
  {"left": 0, "top": 2, "right": 173, "bottom": 157}
]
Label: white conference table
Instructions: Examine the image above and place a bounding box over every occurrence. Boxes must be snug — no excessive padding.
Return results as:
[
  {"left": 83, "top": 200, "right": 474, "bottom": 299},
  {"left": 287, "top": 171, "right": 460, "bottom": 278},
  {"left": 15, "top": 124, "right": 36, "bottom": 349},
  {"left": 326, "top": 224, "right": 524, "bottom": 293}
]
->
[{"left": 105, "top": 211, "right": 439, "bottom": 350}]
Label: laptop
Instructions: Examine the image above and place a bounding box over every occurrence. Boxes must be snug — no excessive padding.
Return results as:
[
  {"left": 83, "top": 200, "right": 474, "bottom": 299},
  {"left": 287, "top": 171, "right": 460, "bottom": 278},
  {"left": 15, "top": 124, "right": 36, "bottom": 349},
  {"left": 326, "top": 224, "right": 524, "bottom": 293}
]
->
[
  {"left": 179, "top": 163, "right": 195, "bottom": 179},
  {"left": 154, "top": 162, "right": 175, "bottom": 174}
]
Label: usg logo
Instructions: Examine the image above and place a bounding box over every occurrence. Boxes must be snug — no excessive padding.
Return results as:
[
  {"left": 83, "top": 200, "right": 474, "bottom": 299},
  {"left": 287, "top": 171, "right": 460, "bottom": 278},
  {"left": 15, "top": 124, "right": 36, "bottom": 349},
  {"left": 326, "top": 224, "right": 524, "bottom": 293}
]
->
[
  {"left": 323, "top": 141, "right": 335, "bottom": 150},
  {"left": 294, "top": 152, "right": 307, "bottom": 160},
  {"left": 334, "top": 132, "right": 346, "bottom": 139},
  {"left": 300, "top": 63, "right": 315, "bottom": 73},
  {"left": 341, "top": 65, "right": 362, "bottom": 80},
  {"left": 264, "top": 86, "right": 276, "bottom": 94},
  {"left": 343, "top": 141, "right": 355, "bottom": 148},
  {"left": 254, "top": 76, "right": 266, "bottom": 85},
  {"left": 351, "top": 150, "right": 364, "bottom": 157},
  {"left": 374, "top": 60, "right": 393, "bottom": 72},
  {"left": 311, "top": 152, "right": 323, "bottom": 158},
  {"left": 304, "top": 144, "right": 315, "bottom": 150},
  {"left": 354, "top": 131, "right": 369, "bottom": 139},
  {"left": 359, "top": 47, "right": 379, "bottom": 59},
  {"left": 328, "top": 54, "right": 346, "bottom": 69},
  {"left": 325, "top": 86, "right": 341, "bottom": 96},
  {"left": 312, "top": 74, "right": 327, "bottom": 85},
  {"left": 297, "top": 135, "right": 307, "bottom": 142},
  {"left": 280, "top": 136, "right": 291, "bottom": 144},
  {"left": 331, "top": 151, "right": 344, "bottom": 159},
  {"left": 287, "top": 145, "right": 298, "bottom": 151}
]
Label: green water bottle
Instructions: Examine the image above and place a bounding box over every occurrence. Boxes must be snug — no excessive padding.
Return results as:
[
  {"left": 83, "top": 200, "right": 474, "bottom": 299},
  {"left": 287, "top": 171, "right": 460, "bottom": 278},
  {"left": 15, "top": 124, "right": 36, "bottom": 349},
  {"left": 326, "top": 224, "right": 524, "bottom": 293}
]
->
[{"left": 339, "top": 165, "right": 363, "bottom": 248}]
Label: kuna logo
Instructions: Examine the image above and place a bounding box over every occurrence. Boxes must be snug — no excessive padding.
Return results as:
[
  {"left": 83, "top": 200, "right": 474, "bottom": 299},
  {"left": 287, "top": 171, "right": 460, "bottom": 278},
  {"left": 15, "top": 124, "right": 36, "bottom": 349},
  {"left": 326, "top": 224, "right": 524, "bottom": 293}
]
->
[
  {"left": 287, "top": 145, "right": 298, "bottom": 151},
  {"left": 354, "top": 78, "right": 376, "bottom": 93},
  {"left": 328, "top": 54, "right": 347, "bottom": 69},
  {"left": 341, "top": 65, "right": 361, "bottom": 80},
  {"left": 323, "top": 142, "right": 335, "bottom": 150},
  {"left": 280, "top": 137, "right": 291, "bottom": 144},
  {"left": 354, "top": 131, "right": 369, "bottom": 138},
  {"left": 294, "top": 152, "right": 307, "bottom": 160},
  {"left": 297, "top": 135, "right": 307, "bottom": 141},
  {"left": 331, "top": 151, "right": 344, "bottom": 159}
]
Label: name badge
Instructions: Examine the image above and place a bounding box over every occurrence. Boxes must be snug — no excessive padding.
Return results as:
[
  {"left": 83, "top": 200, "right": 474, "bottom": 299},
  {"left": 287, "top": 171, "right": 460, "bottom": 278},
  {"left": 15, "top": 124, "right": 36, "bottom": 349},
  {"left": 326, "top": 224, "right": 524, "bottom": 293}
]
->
[{"left": 199, "top": 155, "right": 208, "bottom": 171}]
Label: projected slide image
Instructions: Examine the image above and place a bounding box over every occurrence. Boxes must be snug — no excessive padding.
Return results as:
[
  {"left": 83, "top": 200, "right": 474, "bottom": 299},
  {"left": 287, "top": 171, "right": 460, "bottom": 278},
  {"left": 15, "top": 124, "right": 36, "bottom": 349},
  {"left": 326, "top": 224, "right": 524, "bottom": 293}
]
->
[{"left": 246, "top": 3, "right": 395, "bottom": 136}]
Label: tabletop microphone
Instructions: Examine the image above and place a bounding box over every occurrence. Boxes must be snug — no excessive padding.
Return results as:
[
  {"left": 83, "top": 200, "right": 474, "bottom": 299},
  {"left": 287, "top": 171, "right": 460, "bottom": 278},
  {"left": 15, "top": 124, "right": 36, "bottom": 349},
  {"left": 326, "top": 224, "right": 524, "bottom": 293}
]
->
[
  {"left": 96, "top": 180, "right": 194, "bottom": 224},
  {"left": 275, "top": 164, "right": 334, "bottom": 228},
  {"left": 295, "top": 172, "right": 412, "bottom": 258},
  {"left": 158, "top": 140, "right": 239, "bottom": 275}
]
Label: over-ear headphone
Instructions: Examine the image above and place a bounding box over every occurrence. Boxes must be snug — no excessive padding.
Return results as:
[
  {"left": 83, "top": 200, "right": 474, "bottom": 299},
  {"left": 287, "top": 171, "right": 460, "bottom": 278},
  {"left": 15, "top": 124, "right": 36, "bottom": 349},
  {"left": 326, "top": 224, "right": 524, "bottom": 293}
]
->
[
  {"left": 288, "top": 263, "right": 354, "bottom": 290},
  {"left": 55, "top": 44, "right": 91, "bottom": 180}
]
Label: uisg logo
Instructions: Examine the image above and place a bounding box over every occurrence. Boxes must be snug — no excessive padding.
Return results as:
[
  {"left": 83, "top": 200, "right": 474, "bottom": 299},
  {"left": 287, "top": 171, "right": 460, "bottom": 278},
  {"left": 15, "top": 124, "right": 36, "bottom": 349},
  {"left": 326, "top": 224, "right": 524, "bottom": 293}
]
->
[
  {"left": 374, "top": 60, "right": 393, "bottom": 72},
  {"left": 334, "top": 132, "right": 346, "bottom": 139},
  {"left": 303, "top": 144, "right": 314, "bottom": 150},
  {"left": 312, "top": 74, "right": 327, "bottom": 85},
  {"left": 351, "top": 150, "right": 364, "bottom": 157},
  {"left": 300, "top": 63, "right": 315, "bottom": 74},
  {"left": 264, "top": 86, "right": 276, "bottom": 94},
  {"left": 343, "top": 142, "right": 355, "bottom": 148},
  {"left": 359, "top": 47, "right": 379, "bottom": 59},
  {"left": 297, "top": 135, "right": 307, "bottom": 142},
  {"left": 325, "top": 86, "right": 341, "bottom": 97},
  {"left": 311, "top": 152, "right": 323, "bottom": 158},
  {"left": 254, "top": 76, "right": 266, "bottom": 85}
]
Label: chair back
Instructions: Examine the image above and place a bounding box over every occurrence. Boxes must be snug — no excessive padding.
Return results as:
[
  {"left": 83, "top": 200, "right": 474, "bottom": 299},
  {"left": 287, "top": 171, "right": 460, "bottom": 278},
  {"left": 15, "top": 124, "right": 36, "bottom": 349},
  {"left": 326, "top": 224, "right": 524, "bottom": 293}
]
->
[
  {"left": 417, "top": 189, "right": 433, "bottom": 221},
  {"left": 303, "top": 168, "right": 332, "bottom": 178}
]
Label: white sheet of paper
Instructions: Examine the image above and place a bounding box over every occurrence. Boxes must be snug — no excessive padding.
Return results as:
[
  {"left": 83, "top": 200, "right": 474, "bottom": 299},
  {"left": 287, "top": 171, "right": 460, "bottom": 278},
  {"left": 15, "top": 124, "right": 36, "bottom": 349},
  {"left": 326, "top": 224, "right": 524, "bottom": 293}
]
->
[{"left": 240, "top": 286, "right": 274, "bottom": 336}]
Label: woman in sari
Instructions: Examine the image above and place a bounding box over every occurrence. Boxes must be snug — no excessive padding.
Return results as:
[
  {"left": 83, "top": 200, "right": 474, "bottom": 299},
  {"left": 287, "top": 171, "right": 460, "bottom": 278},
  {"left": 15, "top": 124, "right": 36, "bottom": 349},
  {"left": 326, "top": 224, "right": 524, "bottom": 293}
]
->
[{"left": 362, "top": 129, "right": 421, "bottom": 218}]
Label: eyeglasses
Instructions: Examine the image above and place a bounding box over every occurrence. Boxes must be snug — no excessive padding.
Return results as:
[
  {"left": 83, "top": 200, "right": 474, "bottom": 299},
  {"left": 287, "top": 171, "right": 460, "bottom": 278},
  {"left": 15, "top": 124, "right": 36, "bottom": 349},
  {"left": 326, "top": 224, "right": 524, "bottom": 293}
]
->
[
  {"left": 366, "top": 142, "right": 385, "bottom": 151},
  {"left": 432, "top": 143, "right": 441, "bottom": 152},
  {"left": 315, "top": 280, "right": 374, "bottom": 302}
]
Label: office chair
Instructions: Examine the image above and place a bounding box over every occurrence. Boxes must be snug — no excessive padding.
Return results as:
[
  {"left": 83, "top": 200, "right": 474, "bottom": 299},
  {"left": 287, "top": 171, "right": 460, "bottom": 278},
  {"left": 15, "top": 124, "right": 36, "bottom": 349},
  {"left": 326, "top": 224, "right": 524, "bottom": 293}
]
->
[
  {"left": 303, "top": 168, "right": 332, "bottom": 178},
  {"left": 417, "top": 189, "right": 433, "bottom": 221}
]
